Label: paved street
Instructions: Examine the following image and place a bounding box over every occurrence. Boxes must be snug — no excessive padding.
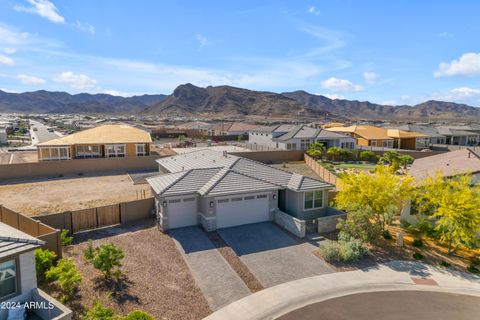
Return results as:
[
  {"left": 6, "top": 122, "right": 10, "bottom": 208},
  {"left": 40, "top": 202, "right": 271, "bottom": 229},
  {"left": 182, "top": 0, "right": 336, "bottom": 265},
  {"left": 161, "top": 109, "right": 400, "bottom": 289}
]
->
[
  {"left": 29, "top": 119, "right": 61, "bottom": 145},
  {"left": 218, "top": 222, "right": 334, "bottom": 287}
]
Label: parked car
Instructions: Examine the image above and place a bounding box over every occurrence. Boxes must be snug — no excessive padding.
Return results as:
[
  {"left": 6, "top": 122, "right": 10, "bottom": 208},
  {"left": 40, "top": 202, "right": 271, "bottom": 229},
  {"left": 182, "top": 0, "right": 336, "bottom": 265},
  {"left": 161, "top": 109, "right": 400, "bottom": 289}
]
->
[
  {"left": 33, "top": 127, "right": 38, "bottom": 131},
  {"left": 47, "top": 128, "right": 54, "bottom": 132}
]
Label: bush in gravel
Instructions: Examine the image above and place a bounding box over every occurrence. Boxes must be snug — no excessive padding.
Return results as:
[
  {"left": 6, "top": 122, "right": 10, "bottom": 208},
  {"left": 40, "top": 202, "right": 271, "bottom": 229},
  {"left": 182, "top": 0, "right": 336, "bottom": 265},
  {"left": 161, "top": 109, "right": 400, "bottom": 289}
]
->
[
  {"left": 60, "top": 229, "right": 73, "bottom": 247},
  {"left": 87, "top": 242, "right": 125, "bottom": 280},
  {"left": 412, "top": 252, "right": 424, "bottom": 260},
  {"left": 467, "top": 264, "right": 479, "bottom": 274},
  {"left": 35, "top": 248, "right": 57, "bottom": 284},
  {"left": 45, "top": 258, "right": 82, "bottom": 302},
  {"left": 412, "top": 239, "right": 423, "bottom": 247},
  {"left": 122, "top": 310, "right": 155, "bottom": 320},
  {"left": 83, "top": 239, "right": 95, "bottom": 262},
  {"left": 84, "top": 300, "right": 115, "bottom": 320},
  {"left": 319, "top": 233, "right": 368, "bottom": 262}
]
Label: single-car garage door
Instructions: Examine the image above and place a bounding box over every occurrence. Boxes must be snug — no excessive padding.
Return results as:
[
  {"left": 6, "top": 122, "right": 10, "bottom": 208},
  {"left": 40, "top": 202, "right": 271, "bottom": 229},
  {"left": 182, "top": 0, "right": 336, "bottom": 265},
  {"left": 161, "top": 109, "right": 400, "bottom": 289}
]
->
[
  {"left": 216, "top": 194, "right": 269, "bottom": 229},
  {"left": 167, "top": 197, "right": 198, "bottom": 229}
]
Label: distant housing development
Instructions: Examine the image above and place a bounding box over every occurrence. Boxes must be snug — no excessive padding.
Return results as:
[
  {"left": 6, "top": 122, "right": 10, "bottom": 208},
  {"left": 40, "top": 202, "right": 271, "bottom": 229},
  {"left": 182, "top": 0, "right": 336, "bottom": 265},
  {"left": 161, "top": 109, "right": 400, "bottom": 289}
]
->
[
  {"left": 37, "top": 124, "right": 152, "bottom": 161},
  {"left": 248, "top": 124, "right": 356, "bottom": 150}
]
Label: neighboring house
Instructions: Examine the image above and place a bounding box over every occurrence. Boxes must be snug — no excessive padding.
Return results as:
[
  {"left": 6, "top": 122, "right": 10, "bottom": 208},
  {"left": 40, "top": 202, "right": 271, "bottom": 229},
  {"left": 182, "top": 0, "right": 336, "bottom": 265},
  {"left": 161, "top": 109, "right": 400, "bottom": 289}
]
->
[
  {"left": 0, "top": 222, "right": 71, "bottom": 320},
  {"left": 326, "top": 125, "right": 428, "bottom": 150},
  {"left": 37, "top": 124, "right": 152, "bottom": 161},
  {"left": 208, "top": 122, "right": 259, "bottom": 137},
  {"left": 385, "top": 124, "right": 447, "bottom": 145},
  {"left": 147, "top": 150, "right": 336, "bottom": 232},
  {"left": 409, "top": 148, "right": 480, "bottom": 184},
  {"left": 435, "top": 127, "right": 479, "bottom": 146},
  {"left": 249, "top": 124, "right": 356, "bottom": 150}
]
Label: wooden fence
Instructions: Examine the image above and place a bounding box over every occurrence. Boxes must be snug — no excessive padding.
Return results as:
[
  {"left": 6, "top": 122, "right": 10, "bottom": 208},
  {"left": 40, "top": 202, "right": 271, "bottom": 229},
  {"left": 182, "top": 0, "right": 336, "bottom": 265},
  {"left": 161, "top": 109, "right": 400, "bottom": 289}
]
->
[
  {"left": 0, "top": 205, "right": 62, "bottom": 257},
  {"left": 304, "top": 154, "right": 339, "bottom": 189},
  {"left": 35, "top": 197, "right": 155, "bottom": 234}
]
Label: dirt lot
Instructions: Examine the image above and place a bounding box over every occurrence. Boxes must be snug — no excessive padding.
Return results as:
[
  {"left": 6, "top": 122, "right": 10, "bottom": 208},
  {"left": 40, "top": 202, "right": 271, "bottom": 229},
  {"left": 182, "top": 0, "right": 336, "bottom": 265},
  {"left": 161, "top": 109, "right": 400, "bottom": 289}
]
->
[
  {"left": 0, "top": 150, "right": 38, "bottom": 164},
  {"left": 0, "top": 174, "right": 150, "bottom": 216},
  {"left": 272, "top": 161, "right": 321, "bottom": 179},
  {"left": 59, "top": 220, "right": 211, "bottom": 319}
]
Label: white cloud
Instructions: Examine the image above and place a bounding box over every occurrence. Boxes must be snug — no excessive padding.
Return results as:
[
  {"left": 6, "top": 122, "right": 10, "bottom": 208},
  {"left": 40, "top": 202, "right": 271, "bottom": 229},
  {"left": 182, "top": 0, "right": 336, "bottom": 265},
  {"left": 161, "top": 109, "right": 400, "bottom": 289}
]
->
[
  {"left": 14, "top": 0, "right": 65, "bottom": 24},
  {"left": 74, "top": 21, "right": 95, "bottom": 35},
  {"left": 307, "top": 6, "right": 320, "bottom": 15},
  {"left": 17, "top": 74, "right": 46, "bottom": 85},
  {"left": 53, "top": 71, "right": 97, "bottom": 89},
  {"left": 449, "top": 87, "right": 480, "bottom": 98},
  {"left": 0, "top": 25, "right": 30, "bottom": 45},
  {"left": 196, "top": 34, "right": 211, "bottom": 48},
  {"left": 0, "top": 54, "right": 15, "bottom": 65},
  {"left": 321, "top": 77, "right": 363, "bottom": 92},
  {"left": 319, "top": 93, "right": 345, "bottom": 100},
  {"left": 434, "top": 52, "right": 480, "bottom": 77},
  {"left": 3, "top": 47, "right": 17, "bottom": 54},
  {"left": 103, "top": 90, "right": 136, "bottom": 97},
  {"left": 363, "top": 71, "right": 379, "bottom": 84}
]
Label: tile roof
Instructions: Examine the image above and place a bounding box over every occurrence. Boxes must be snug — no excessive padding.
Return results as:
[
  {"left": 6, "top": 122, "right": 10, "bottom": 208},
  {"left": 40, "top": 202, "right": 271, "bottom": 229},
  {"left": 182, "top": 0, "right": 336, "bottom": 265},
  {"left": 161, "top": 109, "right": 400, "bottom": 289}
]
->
[
  {"left": 327, "top": 125, "right": 395, "bottom": 140},
  {"left": 409, "top": 148, "right": 480, "bottom": 181},
  {"left": 38, "top": 124, "right": 152, "bottom": 146},
  {"left": 274, "top": 125, "right": 353, "bottom": 141},
  {"left": 435, "top": 127, "right": 479, "bottom": 137},
  {"left": 386, "top": 129, "right": 428, "bottom": 138},
  {"left": 0, "top": 222, "right": 44, "bottom": 259},
  {"left": 151, "top": 150, "right": 332, "bottom": 196},
  {"left": 385, "top": 125, "right": 445, "bottom": 138}
]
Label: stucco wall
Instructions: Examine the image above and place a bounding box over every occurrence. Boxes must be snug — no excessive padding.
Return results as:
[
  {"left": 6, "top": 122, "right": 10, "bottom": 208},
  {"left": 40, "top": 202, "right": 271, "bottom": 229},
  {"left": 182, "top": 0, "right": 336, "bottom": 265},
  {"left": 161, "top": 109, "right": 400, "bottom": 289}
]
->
[{"left": 284, "top": 189, "right": 328, "bottom": 220}]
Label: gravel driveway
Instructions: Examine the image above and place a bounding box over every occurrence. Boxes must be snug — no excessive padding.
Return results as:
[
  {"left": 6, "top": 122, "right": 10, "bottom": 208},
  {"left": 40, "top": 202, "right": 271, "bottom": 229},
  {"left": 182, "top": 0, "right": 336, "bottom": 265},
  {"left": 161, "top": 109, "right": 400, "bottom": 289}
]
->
[{"left": 218, "top": 222, "right": 334, "bottom": 287}]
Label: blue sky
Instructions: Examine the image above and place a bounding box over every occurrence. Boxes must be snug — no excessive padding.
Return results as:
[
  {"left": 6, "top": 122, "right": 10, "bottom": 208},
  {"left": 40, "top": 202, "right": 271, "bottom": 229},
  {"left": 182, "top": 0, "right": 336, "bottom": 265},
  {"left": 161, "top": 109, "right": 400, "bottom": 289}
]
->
[{"left": 0, "top": 1, "right": 480, "bottom": 106}]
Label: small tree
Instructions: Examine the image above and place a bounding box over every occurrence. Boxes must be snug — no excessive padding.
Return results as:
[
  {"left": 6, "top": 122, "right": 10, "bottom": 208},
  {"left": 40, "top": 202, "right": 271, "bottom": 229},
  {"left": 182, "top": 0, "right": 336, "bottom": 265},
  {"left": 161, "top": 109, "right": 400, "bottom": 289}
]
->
[
  {"left": 306, "top": 141, "right": 326, "bottom": 159},
  {"left": 178, "top": 134, "right": 186, "bottom": 145},
  {"left": 60, "top": 229, "right": 73, "bottom": 247},
  {"left": 35, "top": 248, "right": 57, "bottom": 283},
  {"left": 45, "top": 258, "right": 82, "bottom": 302},
  {"left": 327, "top": 147, "right": 342, "bottom": 161},
  {"left": 91, "top": 243, "right": 125, "bottom": 280},
  {"left": 339, "top": 148, "right": 353, "bottom": 161},
  {"left": 399, "top": 154, "right": 414, "bottom": 169},
  {"left": 83, "top": 239, "right": 95, "bottom": 262},
  {"left": 378, "top": 150, "right": 401, "bottom": 171},
  {"left": 84, "top": 301, "right": 115, "bottom": 320}
]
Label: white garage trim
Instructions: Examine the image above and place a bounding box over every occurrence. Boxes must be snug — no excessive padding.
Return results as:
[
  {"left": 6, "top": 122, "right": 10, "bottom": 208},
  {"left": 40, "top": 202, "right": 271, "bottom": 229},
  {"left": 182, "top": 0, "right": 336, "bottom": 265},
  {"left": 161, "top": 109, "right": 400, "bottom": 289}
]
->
[
  {"left": 166, "top": 196, "right": 198, "bottom": 229},
  {"left": 216, "top": 193, "right": 270, "bottom": 229}
]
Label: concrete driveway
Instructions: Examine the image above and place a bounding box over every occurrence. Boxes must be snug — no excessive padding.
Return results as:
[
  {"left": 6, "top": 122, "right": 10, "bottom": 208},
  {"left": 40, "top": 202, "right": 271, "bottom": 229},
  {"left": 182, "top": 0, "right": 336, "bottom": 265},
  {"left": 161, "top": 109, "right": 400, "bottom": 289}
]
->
[{"left": 218, "top": 222, "right": 334, "bottom": 287}]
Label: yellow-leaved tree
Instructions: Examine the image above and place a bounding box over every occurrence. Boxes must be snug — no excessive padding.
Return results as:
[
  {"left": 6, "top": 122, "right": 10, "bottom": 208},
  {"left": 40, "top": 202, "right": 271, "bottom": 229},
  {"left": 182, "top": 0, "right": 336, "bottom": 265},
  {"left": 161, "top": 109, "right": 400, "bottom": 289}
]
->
[
  {"left": 417, "top": 174, "right": 480, "bottom": 253},
  {"left": 335, "top": 166, "right": 414, "bottom": 243}
]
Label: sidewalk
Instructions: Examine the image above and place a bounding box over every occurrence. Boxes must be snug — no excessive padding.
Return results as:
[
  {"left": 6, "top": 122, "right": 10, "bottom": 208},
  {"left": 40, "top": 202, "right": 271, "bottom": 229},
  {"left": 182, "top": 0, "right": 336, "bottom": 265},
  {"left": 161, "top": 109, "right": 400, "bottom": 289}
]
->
[{"left": 204, "top": 260, "right": 480, "bottom": 320}]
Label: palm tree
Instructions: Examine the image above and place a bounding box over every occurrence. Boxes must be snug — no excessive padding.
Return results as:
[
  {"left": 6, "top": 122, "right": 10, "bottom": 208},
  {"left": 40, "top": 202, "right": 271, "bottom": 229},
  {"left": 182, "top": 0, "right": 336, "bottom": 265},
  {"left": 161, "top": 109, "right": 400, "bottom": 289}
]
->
[
  {"left": 306, "top": 141, "right": 326, "bottom": 159},
  {"left": 378, "top": 150, "right": 401, "bottom": 171}
]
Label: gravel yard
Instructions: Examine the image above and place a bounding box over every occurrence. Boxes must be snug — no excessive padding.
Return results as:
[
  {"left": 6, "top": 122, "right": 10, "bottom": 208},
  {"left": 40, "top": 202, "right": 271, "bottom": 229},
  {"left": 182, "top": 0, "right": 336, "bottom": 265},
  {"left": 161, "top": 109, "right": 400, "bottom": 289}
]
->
[
  {"left": 272, "top": 161, "right": 322, "bottom": 180},
  {"left": 0, "top": 174, "right": 150, "bottom": 216},
  {"left": 62, "top": 220, "right": 211, "bottom": 320}
]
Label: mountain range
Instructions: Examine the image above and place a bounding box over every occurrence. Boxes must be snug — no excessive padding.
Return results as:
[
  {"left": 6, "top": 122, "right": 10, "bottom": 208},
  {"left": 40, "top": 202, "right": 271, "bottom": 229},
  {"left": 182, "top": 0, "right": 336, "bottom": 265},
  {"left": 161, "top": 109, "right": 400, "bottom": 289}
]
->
[{"left": 1, "top": 84, "right": 480, "bottom": 120}]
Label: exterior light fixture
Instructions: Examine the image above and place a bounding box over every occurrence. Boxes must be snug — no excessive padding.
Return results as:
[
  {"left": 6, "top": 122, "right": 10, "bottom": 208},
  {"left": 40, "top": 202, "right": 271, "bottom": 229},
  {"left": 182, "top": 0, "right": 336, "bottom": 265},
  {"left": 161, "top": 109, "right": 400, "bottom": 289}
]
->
[
  {"left": 162, "top": 201, "right": 167, "bottom": 207},
  {"left": 272, "top": 194, "right": 277, "bottom": 200},
  {"left": 209, "top": 201, "right": 214, "bottom": 207}
]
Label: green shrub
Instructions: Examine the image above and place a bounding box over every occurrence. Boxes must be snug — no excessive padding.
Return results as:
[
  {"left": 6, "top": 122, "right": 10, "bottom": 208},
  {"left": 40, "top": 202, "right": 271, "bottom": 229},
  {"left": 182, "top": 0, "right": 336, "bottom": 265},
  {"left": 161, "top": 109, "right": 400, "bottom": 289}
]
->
[
  {"left": 467, "top": 264, "right": 479, "bottom": 274},
  {"left": 34, "top": 249, "right": 57, "bottom": 283},
  {"left": 382, "top": 229, "right": 392, "bottom": 240},
  {"left": 359, "top": 150, "right": 376, "bottom": 162},
  {"left": 440, "top": 261, "right": 451, "bottom": 268},
  {"left": 45, "top": 258, "right": 82, "bottom": 302},
  {"left": 412, "top": 239, "right": 423, "bottom": 247},
  {"left": 318, "top": 240, "right": 342, "bottom": 262},
  {"left": 412, "top": 252, "right": 424, "bottom": 260},
  {"left": 90, "top": 243, "right": 125, "bottom": 280},
  {"left": 84, "top": 301, "right": 115, "bottom": 320},
  {"left": 60, "top": 229, "right": 73, "bottom": 247},
  {"left": 83, "top": 239, "right": 95, "bottom": 262},
  {"left": 122, "top": 310, "right": 155, "bottom": 320}
]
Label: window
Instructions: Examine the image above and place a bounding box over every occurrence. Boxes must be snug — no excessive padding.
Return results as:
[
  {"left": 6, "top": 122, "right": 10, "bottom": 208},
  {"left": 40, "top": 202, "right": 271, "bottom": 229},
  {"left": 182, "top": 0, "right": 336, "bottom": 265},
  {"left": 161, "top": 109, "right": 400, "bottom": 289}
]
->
[
  {"left": 0, "top": 259, "right": 17, "bottom": 300},
  {"left": 75, "top": 145, "right": 101, "bottom": 158},
  {"left": 183, "top": 197, "right": 195, "bottom": 202},
  {"left": 168, "top": 199, "right": 181, "bottom": 204},
  {"left": 370, "top": 140, "right": 377, "bottom": 147},
  {"left": 304, "top": 191, "right": 323, "bottom": 210},
  {"left": 231, "top": 197, "right": 243, "bottom": 202},
  {"left": 383, "top": 140, "right": 393, "bottom": 148},
  {"left": 256, "top": 194, "right": 267, "bottom": 199},
  {"left": 105, "top": 144, "right": 125, "bottom": 158},
  {"left": 136, "top": 144, "right": 147, "bottom": 156},
  {"left": 217, "top": 199, "right": 229, "bottom": 203},
  {"left": 244, "top": 196, "right": 255, "bottom": 200},
  {"left": 38, "top": 146, "right": 70, "bottom": 161}
]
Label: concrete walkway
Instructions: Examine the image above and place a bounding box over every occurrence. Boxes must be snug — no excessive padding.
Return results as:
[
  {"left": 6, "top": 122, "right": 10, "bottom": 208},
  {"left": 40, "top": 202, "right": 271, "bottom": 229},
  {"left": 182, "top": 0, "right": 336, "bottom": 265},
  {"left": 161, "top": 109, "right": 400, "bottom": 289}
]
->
[
  {"left": 169, "top": 227, "right": 250, "bottom": 310},
  {"left": 204, "top": 260, "right": 480, "bottom": 320}
]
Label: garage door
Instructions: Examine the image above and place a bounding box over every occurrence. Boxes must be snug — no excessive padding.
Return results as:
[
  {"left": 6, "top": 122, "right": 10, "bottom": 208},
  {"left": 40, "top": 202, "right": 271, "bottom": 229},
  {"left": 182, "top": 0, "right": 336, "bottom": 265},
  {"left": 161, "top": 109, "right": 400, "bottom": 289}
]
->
[
  {"left": 167, "top": 197, "right": 198, "bottom": 229},
  {"left": 216, "top": 194, "right": 269, "bottom": 229}
]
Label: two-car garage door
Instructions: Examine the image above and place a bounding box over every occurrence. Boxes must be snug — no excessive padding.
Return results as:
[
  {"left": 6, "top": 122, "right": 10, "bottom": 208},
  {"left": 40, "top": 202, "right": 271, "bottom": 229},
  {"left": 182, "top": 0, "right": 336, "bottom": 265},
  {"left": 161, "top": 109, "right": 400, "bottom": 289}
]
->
[{"left": 216, "top": 194, "right": 270, "bottom": 229}]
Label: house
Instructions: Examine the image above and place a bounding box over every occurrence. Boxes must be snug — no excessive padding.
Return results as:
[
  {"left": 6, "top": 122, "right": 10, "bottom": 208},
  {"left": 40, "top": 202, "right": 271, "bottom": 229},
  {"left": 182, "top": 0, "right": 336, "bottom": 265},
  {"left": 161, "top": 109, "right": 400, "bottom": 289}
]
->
[
  {"left": 435, "top": 127, "right": 479, "bottom": 146},
  {"left": 36, "top": 124, "right": 152, "bottom": 161},
  {"left": 207, "top": 122, "right": 259, "bottom": 137},
  {"left": 385, "top": 124, "right": 447, "bottom": 145},
  {"left": 326, "top": 125, "right": 428, "bottom": 150},
  {"left": 0, "top": 222, "right": 71, "bottom": 320},
  {"left": 147, "top": 150, "right": 338, "bottom": 232},
  {"left": 248, "top": 124, "right": 356, "bottom": 150},
  {"left": 409, "top": 148, "right": 480, "bottom": 184}
]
